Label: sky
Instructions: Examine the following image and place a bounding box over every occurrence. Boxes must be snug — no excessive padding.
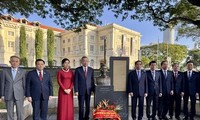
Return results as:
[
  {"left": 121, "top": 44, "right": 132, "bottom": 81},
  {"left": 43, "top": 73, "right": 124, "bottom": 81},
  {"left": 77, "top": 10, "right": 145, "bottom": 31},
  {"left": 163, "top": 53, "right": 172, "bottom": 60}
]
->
[{"left": 12, "top": 8, "right": 194, "bottom": 49}]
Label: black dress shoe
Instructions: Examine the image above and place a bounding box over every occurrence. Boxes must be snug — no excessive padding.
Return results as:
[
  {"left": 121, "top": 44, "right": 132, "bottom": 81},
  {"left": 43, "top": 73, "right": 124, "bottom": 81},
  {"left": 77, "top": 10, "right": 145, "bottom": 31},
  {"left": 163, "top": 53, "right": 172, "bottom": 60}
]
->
[
  {"left": 183, "top": 116, "right": 188, "bottom": 120},
  {"left": 152, "top": 117, "right": 157, "bottom": 120},
  {"left": 175, "top": 116, "right": 181, "bottom": 120},
  {"left": 169, "top": 116, "right": 173, "bottom": 119},
  {"left": 162, "top": 116, "right": 169, "bottom": 120}
]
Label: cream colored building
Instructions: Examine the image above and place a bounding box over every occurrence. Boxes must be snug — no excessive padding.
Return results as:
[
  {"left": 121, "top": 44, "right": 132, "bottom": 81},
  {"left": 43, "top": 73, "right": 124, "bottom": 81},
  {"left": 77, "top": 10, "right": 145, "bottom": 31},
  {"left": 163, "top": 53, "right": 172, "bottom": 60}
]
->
[
  {"left": 61, "top": 24, "right": 141, "bottom": 69},
  {"left": 0, "top": 14, "right": 141, "bottom": 68},
  {"left": 0, "top": 14, "right": 64, "bottom": 67}
]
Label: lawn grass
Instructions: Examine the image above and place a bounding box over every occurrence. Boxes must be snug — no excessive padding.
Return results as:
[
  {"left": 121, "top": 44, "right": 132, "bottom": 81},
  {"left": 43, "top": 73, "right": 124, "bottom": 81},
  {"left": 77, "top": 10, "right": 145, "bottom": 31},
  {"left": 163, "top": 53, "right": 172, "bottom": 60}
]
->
[{"left": 0, "top": 101, "right": 6, "bottom": 109}]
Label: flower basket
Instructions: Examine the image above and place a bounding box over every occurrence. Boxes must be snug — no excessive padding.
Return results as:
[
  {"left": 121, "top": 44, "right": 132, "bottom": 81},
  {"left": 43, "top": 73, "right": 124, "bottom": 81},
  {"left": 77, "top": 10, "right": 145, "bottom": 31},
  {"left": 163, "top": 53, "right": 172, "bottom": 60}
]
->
[{"left": 93, "top": 100, "right": 122, "bottom": 120}]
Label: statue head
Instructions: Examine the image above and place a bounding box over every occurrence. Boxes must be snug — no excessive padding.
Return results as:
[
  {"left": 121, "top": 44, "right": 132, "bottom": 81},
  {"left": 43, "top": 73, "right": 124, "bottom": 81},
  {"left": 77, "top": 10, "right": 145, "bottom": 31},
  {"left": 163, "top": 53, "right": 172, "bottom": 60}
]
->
[{"left": 100, "top": 63, "right": 107, "bottom": 75}]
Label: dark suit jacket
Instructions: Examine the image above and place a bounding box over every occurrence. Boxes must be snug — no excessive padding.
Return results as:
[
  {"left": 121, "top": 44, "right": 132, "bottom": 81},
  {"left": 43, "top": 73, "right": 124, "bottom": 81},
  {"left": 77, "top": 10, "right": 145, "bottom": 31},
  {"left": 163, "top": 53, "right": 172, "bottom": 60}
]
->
[
  {"left": 172, "top": 71, "right": 184, "bottom": 94},
  {"left": 74, "top": 66, "right": 95, "bottom": 95},
  {"left": 160, "top": 70, "right": 174, "bottom": 95},
  {"left": 146, "top": 70, "right": 162, "bottom": 96},
  {"left": 1, "top": 68, "right": 26, "bottom": 100},
  {"left": 25, "top": 70, "right": 53, "bottom": 100},
  {"left": 127, "top": 69, "right": 148, "bottom": 96},
  {"left": 183, "top": 71, "right": 199, "bottom": 96}
]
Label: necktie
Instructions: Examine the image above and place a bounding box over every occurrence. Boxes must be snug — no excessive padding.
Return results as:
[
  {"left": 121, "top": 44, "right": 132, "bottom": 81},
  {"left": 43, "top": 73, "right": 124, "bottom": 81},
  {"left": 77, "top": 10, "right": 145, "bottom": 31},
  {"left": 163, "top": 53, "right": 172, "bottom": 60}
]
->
[
  {"left": 84, "top": 67, "right": 87, "bottom": 79},
  {"left": 152, "top": 71, "right": 155, "bottom": 80},
  {"left": 12, "top": 69, "right": 16, "bottom": 80},
  {"left": 39, "top": 71, "right": 42, "bottom": 81},
  {"left": 164, "top": 71, "right": 167, "bottom": 79},
  {"left": 174, "top": 72, "right": 177, "bottom": 79},
  {"left": 188, "top": 71, "right": 191, "bottom": 79},
  {"left": 137, "top": 70, "right": 141, "bottom": 80}
]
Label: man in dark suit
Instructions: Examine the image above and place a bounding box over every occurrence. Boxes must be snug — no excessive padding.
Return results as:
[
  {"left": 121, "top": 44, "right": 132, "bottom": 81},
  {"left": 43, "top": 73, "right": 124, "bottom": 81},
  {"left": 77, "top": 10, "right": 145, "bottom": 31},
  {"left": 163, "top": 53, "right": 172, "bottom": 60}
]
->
[
  {"left": 183, "top": 61, "right": 199, "bottom": 120},
  {"left": 158, "top": 60, "right": 174, "bottom": 120},
  {"left": 74, "top": 56, "right": 95, "bottom": 120},
  {"left": 127, "top": 60, "right": 148, "bottom": 120},
  {"left": 1, "top": 56, "right": 26, "bottom": 120},
  {"left": 146, "top": 61, "right": 162, "bottom": 120},
  {"left": 169, "top": 63, "right": 184, "bottom": 120},
  {"left": 26, "top": 59, "right": 53, "bottom": 120}
]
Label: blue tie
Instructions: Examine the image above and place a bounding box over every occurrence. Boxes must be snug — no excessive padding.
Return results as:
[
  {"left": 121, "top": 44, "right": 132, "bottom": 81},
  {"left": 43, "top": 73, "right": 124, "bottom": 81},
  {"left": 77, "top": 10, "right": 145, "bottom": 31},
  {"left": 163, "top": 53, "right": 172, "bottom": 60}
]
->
[
  {"left": 12, "top": 69, "right": 17, "bottom": 80},
  {"left": 137, "top": 70, "right": 141, "bottom": 80}
]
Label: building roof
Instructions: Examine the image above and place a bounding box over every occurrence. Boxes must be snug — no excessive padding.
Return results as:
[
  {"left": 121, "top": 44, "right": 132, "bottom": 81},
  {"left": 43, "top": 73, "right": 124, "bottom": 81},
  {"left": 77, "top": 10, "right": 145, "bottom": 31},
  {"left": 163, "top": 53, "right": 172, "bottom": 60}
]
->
[{"left": 0, "top": 14, "right": 65, "bottom": 32}]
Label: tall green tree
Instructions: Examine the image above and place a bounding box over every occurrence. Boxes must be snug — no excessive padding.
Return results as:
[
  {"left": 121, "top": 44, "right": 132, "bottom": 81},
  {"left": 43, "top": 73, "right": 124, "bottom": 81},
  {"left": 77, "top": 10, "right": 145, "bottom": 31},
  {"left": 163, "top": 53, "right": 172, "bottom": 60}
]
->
[
  {"left": 1, "top": 0, "right": 200, "bottom": 30},
  {"left": 188, "top": 49, "right": 200, "bottom": 66},
  {"left": 35, "top": 29, "right": 43, "bottom": 59},
  {"left": 19, "top": 26, "right": 28, "bottom": 66},
  {"left": 141, "top": 43, "right": 188, "bottom": 68},
  {"left": 47, "top": 29, "right": 54, "bottom": 67}
]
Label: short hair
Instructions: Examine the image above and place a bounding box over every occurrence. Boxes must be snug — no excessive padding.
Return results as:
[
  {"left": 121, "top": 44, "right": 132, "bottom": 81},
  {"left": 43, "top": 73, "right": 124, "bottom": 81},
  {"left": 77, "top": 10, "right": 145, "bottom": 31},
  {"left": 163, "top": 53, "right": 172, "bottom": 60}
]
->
[
  {"left": 149, "top": 61, "right": 157, "bottom": 66},
  {"left": 135, "top": 60, "right": 142, "bottom": 65},
  {"left": 35, "top": 59, "right": 45, "bottom": 64},
  {"left": 172, "top": 63, "right": 179, "bottom": 67},
  {"left": 81, "top": 56, "right": 88, "bottom": 61},
  {"left": 10, "top": 55, "right": 20, "bottom": 60},
  {"left": 61, "top": 58, "right": 70, "bottom": 65},
  {"left": 186, "top": 60, "right": 193, "bottom": 65},
  {"left": 161, "top": 60, "right": 168, "bottom": 66}
]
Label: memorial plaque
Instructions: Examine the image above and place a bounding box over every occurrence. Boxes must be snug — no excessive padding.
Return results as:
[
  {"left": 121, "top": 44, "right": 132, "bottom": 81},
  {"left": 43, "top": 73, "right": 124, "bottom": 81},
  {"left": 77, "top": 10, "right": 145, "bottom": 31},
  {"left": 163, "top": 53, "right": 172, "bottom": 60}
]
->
[
  {"left": 110, "top": 57, "right": 129, "bottom": 120},
  {"left": 113, "top": 60, "right": 127, "bottom": 91}
]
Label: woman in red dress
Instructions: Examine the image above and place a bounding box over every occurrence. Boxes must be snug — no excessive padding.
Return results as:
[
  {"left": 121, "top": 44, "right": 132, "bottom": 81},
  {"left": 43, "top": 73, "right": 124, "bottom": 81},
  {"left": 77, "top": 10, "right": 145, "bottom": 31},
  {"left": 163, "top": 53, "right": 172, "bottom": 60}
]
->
[{"left": 57, "top": 58, "right": 74, "bottom": 120}]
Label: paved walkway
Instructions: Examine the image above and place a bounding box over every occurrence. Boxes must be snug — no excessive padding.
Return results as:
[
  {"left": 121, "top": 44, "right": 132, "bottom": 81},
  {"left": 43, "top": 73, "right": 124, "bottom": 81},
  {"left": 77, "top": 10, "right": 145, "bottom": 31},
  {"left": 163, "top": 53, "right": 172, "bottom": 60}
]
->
[{"left": 25, "top": 107, "right": 200, "bottom": 120}]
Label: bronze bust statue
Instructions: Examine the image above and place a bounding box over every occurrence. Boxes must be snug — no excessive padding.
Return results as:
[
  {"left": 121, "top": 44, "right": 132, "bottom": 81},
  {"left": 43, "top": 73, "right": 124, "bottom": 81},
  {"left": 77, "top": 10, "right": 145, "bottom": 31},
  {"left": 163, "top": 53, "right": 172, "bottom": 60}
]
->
[{"left": 96, "top": 64, "right": 111, "bottom": 86}]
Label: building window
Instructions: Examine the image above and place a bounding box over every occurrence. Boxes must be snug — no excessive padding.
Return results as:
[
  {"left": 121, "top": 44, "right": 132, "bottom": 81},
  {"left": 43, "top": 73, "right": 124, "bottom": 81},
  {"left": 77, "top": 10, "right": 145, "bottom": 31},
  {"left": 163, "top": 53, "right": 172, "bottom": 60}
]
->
[
  {"left": 8, "top": 41, "right": 15, "bottom": 51},
  {"left": 130, "top": 37, "right": 133, "bottom": 55},
  {"left": 90, "top": 45, "right": 94, "bottom": 52},
  {"left": 100, "top": 35, "right": 106, "bottom": 40},
  {"left": 73, "top": 37, "right": 76, "bottom": 42},
  {"left": 73, "top": 60, "right": 75, "bottom": 67},
  {"left": 79, "top": 35, "right": 83, "bottom": 41},
  {"left": 90, "top": 35, "right": 95, "bottom": 41},
  {"left": 90, "top": 59, "right": 94, "bottom": 67},
  {"left": 62, "top": 48, "right": 65, "bottom": 56},
  {"left": 8, "top": 31, "right": 14, "bottom": 36},
  {"left": 63, "top": 40, "right": 65, "bottom": 43},
  {"left": 79, "top": 45, "right": 82, "bottom": 51},
  {"left": 100, "top": 45, "right": 104, "bottom": 51},
  {"left": 68, "top": 47, "right": 71, "bottom": 53},
  {"left": 67, "top": 47, "right": 71, "bottom": 53},
  {"left": 73, "top": 46, "right": 76, "bottom": 53},
  {"left": 68, "top": 38, "right": 71, "bottom": 43}
]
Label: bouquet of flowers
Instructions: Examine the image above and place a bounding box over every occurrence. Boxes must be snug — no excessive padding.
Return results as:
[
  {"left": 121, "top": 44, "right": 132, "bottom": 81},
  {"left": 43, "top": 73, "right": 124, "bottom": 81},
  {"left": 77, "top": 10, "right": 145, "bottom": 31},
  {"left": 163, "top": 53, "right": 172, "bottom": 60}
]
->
[{"left": 93, "top": 100, "right": 122, "bottom": 120}]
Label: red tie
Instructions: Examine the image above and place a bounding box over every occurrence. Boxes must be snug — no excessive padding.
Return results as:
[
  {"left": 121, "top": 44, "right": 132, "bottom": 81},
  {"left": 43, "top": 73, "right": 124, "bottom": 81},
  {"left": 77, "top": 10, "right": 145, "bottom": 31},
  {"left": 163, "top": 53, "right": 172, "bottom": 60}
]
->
[
  {"left": 39, "top": 71, "right": 43, "bottom": 81},
  {"left": 84, "top": 67, "right": 87, "bottom": 79}
]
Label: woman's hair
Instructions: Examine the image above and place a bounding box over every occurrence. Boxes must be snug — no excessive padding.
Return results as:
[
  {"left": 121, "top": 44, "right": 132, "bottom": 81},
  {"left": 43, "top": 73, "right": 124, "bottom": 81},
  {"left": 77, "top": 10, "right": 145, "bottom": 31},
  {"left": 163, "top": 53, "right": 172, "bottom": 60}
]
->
[{"left": 61, "top": 58, "right": 70, "bottom": 65}]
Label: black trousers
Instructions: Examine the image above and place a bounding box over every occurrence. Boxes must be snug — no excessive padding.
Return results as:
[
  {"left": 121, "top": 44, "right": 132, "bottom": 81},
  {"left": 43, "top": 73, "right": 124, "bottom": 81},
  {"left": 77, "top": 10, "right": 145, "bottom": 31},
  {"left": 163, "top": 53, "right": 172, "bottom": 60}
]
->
[
  {"left": 183, "top": 94, "right": 196, "bottom": 118},
  {"left": 169, "top": 93, "right": 182, "bottom": 117},
  {"left": 131, "top": 95, "right": 144, "bottom": 119},
  {"left": 158, "top": 94, "right": 171, "bottom": 118},
  {"left": 31, "top": 94, "right": 49, "bottom": 120},
  {"left": 78, "top": 93, "right": 91, "bottom": 120},
  {"left": 146, "top": 94, "right": 158, "bottom": 118}
]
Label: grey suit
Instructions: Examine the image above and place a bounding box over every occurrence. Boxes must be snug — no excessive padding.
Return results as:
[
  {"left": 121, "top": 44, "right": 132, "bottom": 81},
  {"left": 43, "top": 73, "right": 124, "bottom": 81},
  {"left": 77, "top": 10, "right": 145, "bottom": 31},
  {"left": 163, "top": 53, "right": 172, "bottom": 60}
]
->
[{"left": 1, "top": 68, "right": 26, "bottom": 120}]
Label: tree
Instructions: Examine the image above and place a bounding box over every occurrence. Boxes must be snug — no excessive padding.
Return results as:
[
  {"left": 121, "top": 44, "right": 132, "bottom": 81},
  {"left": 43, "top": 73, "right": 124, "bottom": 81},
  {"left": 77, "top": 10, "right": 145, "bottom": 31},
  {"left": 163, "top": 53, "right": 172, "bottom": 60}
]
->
[
  {"left": 19, "top": 26, "right": 28, "bottom": 67},
  {"left": 141, "top": 56, "right": 151, "bottom": 68},
  {"left": 47, "top": 29, "right": 54, "bottom": 67},
  {"left": 1, "top": 0, "right": 200, "bottom": 30},
  {"left": 188, "top": 49, "right": 200, "bottom": 67},
  {"left": 35, "top": 29, "right": 43, "bottom": 59},
  {"left": 141, "top": 43, "right": 188, "bottom": 68}
]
